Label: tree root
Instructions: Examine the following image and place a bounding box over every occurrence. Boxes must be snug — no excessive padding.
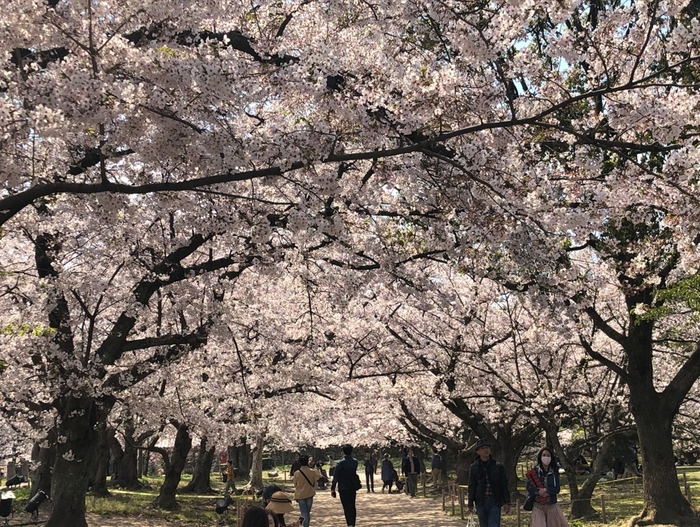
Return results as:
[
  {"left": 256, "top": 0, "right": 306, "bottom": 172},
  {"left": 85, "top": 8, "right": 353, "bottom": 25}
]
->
[{"left": 628, "top": 507, "right": 700, "bottom": 527}]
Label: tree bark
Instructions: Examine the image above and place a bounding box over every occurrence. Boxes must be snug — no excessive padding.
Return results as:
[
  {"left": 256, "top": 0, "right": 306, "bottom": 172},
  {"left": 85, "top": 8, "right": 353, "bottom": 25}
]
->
[
  {"left": 629, "top": 401, "right": 696, "bottom": 525},
  {"left": 493, "top": 438, "right": 525, "bottom": 500},
  {"left": 249, "top": 433, "right": 265, "bottom": 489},
  {"left": 111, "top": 420, "right": 145, "bottom": 489},
  {"left": 89, "top": 423, "right": 110, "bottom": 497},
  {"left": 181, "top": 436, "right": 215, "bottom": 494},
  {"left": 30, "top": 433, "right": 56, "bottom": 499},
  {"left": 45, "top": 396, "right": 103, "bottom": 527},
  {"left": 228, "top": 443, "right": 251, "bottom": 479},
  {"left": 154, "top": 423, "right": 192, "bottom": 510}
]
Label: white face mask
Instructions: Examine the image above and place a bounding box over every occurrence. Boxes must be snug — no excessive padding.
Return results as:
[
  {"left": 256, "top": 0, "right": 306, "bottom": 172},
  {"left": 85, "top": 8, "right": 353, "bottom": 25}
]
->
[{"left": 541, "top": 456, "right": 552, "bottom": 465}]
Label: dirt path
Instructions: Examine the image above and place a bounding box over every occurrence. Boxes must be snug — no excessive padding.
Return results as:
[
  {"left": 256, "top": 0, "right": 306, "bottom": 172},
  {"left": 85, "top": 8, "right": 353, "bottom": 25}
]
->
[
  {"left": 310, "top": 488, "right": 469, "bottom": 527},
  {"left": 81, "top": 489, "right": 470, "bottom": 527}
]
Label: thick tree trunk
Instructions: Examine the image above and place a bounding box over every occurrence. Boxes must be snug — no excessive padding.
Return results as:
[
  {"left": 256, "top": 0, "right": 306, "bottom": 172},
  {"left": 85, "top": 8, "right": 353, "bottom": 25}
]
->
[
  {"left": 228, "top": 443, "right": 251, "bottom": 479},
  {"left": 181, "top": 436, "right": 215, "bottom": 494},
  {"left": 570, "top": 472, "right": 601, "bottom": 519},
  {"left": 249, "top": 433, "right": 265, "bottom": 489},
  {"left": 569, "top": 430, "right": 620, "bottom": 519},
  {"left": 30, "top": 433, "right": 56, "bottom": 498},
  {"left": 45, "top": 397, "right": 101, "bottom": 527},
  {"left": 154, "top": 423, "right": 192, "bottom": 510},
  {"left": 496, "top": 442, "right": 523, "bottom": 500},
  {"left": 112, "top": 422, "right": 143, "bottom": 488},
  {"left": 629, "top": 406, "right": 696, "bottom": 525}
]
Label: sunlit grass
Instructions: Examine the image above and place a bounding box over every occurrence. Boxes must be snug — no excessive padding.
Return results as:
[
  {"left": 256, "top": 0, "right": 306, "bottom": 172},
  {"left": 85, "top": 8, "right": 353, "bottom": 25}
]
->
[{"left": 443, "top": 466, "right": 700, "bottom": 527}]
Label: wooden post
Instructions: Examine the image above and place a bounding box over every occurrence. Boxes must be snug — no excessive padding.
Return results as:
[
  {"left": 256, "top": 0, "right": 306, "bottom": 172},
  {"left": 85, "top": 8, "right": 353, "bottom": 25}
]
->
[
  {"left": 459, "top": 486, "right": 465, "bottom": 520},
  {"left": 451, "top": 483, "right": 456, "bottom": 516},
  {"left": 443, "top": 488, "right": 446, "bottom": 511},
  {"left": 601, "top": 495, "right": 607, "bottom": 523},
  {"left": 423, "top": 472, "right": 427, "bottom": 497},
  {"left": 516, "top": 499, "right": 521, "bottom": 527},
  {"left": 686, "top": 482, "right": 692, "bottom": 502}
]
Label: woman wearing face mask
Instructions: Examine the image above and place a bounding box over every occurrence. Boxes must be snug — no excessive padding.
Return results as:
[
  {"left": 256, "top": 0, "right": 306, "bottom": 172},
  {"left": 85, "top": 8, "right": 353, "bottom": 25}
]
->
[{"left": 525, "top": 447, "right": 568, "bottom": 527}]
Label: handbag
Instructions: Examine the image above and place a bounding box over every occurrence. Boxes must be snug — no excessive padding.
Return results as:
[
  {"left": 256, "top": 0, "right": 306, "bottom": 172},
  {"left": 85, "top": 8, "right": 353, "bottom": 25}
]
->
[
  {"left": 353, "top": 472, "right": 362, "bottom": 491},
  {"left": 466, "top": 512, "right": 476, "bottom": 527},
  {"left": 523, "top": 494, "right": 535, "bottom": 511}
]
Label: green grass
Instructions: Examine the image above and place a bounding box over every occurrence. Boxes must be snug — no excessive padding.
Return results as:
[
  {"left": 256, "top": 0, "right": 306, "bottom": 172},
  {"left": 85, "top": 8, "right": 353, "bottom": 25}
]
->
[
  {"left": 84, "top": 474, "right": 258, "bottom": 526},
  {"left": 443, "top": 466, "right": 700, "bottom": 527}
]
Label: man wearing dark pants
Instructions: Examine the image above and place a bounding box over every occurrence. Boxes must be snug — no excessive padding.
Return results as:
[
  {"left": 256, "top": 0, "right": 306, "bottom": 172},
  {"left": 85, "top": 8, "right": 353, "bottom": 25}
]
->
[
  {"left": 467, "top": 439, "right": 511, "bottom": 527},
  {"left": 331, "top": 444, "right": 359, "bottom": 527},
  {"left": 364, "top": 451, "right": 375, "bottom": 492},
  {"left": 402, "top": 448, "right": 421, "bottom": 498}
]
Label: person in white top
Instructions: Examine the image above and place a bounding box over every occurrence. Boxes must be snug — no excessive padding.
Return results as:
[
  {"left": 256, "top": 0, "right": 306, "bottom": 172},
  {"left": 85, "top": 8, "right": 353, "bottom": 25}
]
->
[{"left": 292, "top": 455, "right": 321, "bottom": 527}]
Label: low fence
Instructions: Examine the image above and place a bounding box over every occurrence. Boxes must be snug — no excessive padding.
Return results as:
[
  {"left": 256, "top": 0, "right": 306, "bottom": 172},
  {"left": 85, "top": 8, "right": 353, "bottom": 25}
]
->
[{"left": 441, "top": 473, "right": 695, "bottom": 526}]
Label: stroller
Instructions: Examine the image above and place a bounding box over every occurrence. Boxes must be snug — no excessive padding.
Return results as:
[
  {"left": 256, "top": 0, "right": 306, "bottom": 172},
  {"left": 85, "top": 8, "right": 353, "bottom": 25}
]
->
[{"left": 393, "top": 469, "right": 405, "bottom": 493}]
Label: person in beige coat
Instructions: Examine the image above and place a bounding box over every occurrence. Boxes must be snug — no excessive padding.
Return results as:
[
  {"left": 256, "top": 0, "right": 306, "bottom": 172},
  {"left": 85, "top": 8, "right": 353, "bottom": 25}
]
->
[{"left": 292, "top": 455, "right": 321, "bottom": 527}]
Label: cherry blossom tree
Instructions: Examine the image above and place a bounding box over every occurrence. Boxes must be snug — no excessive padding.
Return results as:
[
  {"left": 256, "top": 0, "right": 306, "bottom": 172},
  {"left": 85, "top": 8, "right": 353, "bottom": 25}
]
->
[{"left": 3, "top": 0, "right": 700, "bottom": 525}]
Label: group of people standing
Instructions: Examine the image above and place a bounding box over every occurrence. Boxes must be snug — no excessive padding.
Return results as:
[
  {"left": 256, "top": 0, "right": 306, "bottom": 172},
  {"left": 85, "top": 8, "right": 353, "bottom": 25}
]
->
[{"left": 241, "top": 440, "right": 570, "bottom": 527}]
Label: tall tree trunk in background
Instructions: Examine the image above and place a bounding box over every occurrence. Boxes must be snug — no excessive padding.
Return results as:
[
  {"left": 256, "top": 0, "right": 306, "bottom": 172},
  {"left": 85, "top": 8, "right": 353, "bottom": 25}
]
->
[
  {"left": 228, "top": 443, "right": 252, "bottom": 479},
  {"left": 154, "top": 422, "right": 192, "bottom": 510},
  {"left": 112, "top": 420, "right": 146, "bottom": 488},
  {"left": 181, "top": 436, "right": 215, "bottom": 494},
  {"left": 249, "top": 433, "right": 265, "bottom": 489},
  {"left": 139, "top": 449, "right": 150, "bottom": 477},
  {"left": 89, "top": 423, "right": 110, "bottom": 497},
  {"left": 567, "top": 416, "right": 621, "bottom": 519}
]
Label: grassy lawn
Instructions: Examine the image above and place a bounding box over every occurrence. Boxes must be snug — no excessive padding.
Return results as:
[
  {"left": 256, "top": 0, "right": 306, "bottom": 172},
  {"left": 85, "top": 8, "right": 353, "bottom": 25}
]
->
[
  {"left": 443, "top": 465, "right": 700, "bottom": 527},
  {"left": 83, "top": 474, "right": 258, "bottom": 526}
]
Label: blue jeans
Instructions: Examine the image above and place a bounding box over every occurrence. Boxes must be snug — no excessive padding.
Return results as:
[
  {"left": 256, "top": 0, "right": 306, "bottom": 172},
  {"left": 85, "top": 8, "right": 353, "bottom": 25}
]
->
[
  {"left": 476, "top": 498, "right": 501, "bottom": 527},
  {"left": 297, "top": 496, "right": 313, "bottom": 527}
]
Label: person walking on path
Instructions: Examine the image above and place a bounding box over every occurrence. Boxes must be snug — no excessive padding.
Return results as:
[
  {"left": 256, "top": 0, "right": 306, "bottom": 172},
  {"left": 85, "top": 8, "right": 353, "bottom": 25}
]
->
[
  {"left": 401, "top": 448, "right": 421, "bottom": 498},
  {"left": 431, "top": 449, "right": 443, "bottom": 489},
  {"left": 525, "top": 447, "right": 568, "bottom": 527},
  {"left": 467, "top": 439, "right": 510, "bottom": 527},
  {"left": 363, "top": 451, "right": 376, "bottom": 493},
  {"left": 330, "top": 444, "right": 360, "bottom": 527},
  {"left": 380, "top": 454, "right": 395, "bottom": 494},
  {"left": 293, "top": 455, "right": 321, "bottom": 527},
  {"left": 224, "top": 460, "right": 237, "bottom": 496}
]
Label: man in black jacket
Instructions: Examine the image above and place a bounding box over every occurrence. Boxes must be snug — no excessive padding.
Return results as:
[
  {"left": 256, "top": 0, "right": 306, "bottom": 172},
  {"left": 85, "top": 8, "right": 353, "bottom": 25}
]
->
[
  {"left": 467, "top": 439, "right": 510, "bottom": 527},
  {"left": 401, "top": 448, "right": 422, "bottom": 497},
  {"left": 331, "top": 444, "right": 359, "bottom": 527}
]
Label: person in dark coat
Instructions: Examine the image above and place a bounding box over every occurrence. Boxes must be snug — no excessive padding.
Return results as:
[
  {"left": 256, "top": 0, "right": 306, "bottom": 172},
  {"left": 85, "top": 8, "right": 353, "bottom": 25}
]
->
[
  {"left": 380, "top": 453, "right": 395, "bottom": 493},
  {"left": 467, "top": 439, "right": 510, "bottom": 527},
  {"left": 401, "top": 448, "right": 422, "bottom": 498},
  {"left": 290, "top": 453, "right": 302, "bottom": 477},
  {"left": 330, "top": 444, "right": 360, "bottom": 527}
]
